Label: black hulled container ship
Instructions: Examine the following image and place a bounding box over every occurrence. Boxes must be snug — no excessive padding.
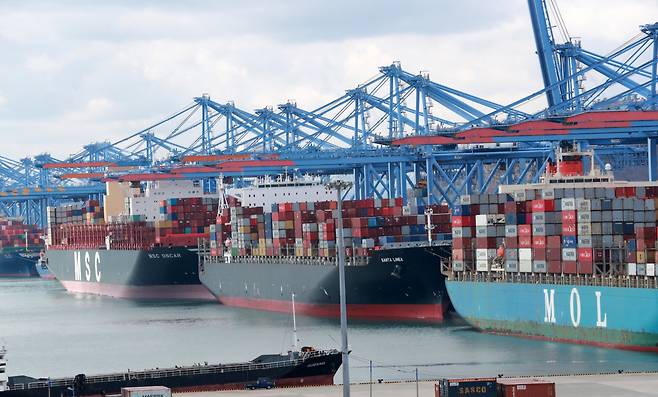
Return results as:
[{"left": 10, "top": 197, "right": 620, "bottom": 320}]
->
[
  {"left": 199, "top": 176, "right": 453, "bottom": 323},
  {"left": 3, "top": 347, "right": 342, "bottom": 397},
  {"left": 44, "top": 180, "right": 221, "bottom": 300}
]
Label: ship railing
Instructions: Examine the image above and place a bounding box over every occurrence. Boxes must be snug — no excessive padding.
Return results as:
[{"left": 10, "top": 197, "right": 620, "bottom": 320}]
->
[
  {"left": 451, "top": 271, "right": 658, "bottom": 289},
  {"left": 19, "top": 351, "right": 337, "bottom": 389},
  {"left": 199, "top": 239, "right": 369, "bottom": 267}
]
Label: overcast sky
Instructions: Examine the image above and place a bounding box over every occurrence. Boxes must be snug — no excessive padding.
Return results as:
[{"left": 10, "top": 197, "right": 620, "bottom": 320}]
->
[{"left": 0, "top": 0, "right": 656, "bottom": 160}]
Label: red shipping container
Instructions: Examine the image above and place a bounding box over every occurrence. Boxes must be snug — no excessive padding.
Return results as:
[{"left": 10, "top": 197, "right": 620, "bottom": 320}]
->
[
  {"left": 626, "top": 251, "right": 637, "bottom": 263},
  {"left": 496, "top": 379, "right": 555, "bottom": 397},
  {"left": 533, "top": 249, "right": 546, "bottom": 261},
  {"left": 578, "top": 262, "right": 594, "bottom": 274},
  {"left": 532, "top": 236, "right": 546, "bottom": 249},
  {"left": 614, "top": 187, "right": 625, "bottom": 197},
  {"left": 476, "top": 237, "right": 496, "bottom": 249},
  {"left": 547, "top": 260, "right": 561, "bottom": 273},
  {"left": 452, "top": 238, "right": 467, "bottom": 249},
  {"left": 452, "top": 249, "right": 473, "bottom": 261},
  {"left": 518, "top": 236, "right": 532, "bottom": 248},
  {"left": 546, "top": 235, "right": 561, "bottom": 249},
  {"left": 505, "top": 237, "right": 518, "bottom": 249},
  {"left": 561, "top": 210, "right": 577, "bottom": 224},
  {"left": 636, "top": 227, "right": 655, "bottom": 240},
  {"left": 562, "top": 261, "right": 577, "bottom": 274},
  {"left": 531, "top": 199, "right": 555, "bottom": 212},
  {"left": 546, "top": 248, "right": 561, "bottom": 261},
  {"left": 562, "top": 223, "right": 577, "bottom": 236},
  {"left": 578, "top": 248, "right": 593, "bottom": 263},
  {"left": 518, "top": 225, "right": 532, "bottom": 236},
  {"left": 451, "top": 216, "right": 474, "bottom": 227}
]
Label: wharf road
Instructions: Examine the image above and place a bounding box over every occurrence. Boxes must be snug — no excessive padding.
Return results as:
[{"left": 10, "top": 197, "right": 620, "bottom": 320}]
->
[{"left": 175, "top": 372, "right": 658, "bottom": 397}]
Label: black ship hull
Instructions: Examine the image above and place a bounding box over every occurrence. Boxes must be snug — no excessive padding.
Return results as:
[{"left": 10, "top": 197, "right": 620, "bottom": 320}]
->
[
  {"left": 0, "top": 251, "right": 39, "bottom": 278},
  {"left": 200, "top": 245, "right": 450, "bottom": 323},
  {"left": 44, "top": 247, "right": 214, "bottom": 300},
  {"left": 5, "top": 350, "right": 342, "bottom": 397}
]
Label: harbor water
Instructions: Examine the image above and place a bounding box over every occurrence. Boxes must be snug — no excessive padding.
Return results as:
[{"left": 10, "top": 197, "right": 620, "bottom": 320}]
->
[{"left": 3, "top": 279, "right": 658, "bottom": 383}]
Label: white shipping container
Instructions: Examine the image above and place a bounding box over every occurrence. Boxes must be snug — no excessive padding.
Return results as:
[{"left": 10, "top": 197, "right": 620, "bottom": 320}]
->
[
  {"left": 476, "top": 259, "right": 490, "bottom": 272},
  {"left": 476, "top": 249, "right": 489, "bottom": 260},
  {"left": 519, "top": 259, "right": 532, "bottom": 273},
  {"left": 519, "top": 248, "right": 533, "bottom": 261},
  {"left": 577, "top": 223, "right": 592, "bottom": 236},
  {"left": 121, "top": 387, "right": 171, "bottom": 397},
  {"left": 562, "top": 248, "right": 577, "bottom": 261},
  {"left": 647, "top": 263, "right": 656, "bottom": 277},
  {"left": 628, "top": 263, "right": 637, "bottom": 276},
  {"left": 576, "top": 198, "right": 591, "bottom": 212},
  {"left": 562, "top": 198, "right": 576, "bottom": 210},
  {"left": 475, "top": 214, "right": 488, "bottom": 226}
]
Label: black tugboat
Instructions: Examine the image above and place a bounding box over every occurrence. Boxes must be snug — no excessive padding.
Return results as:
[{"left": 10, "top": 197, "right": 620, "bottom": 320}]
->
[{"left": 3, "top": 347, "right": 342, "bottom": 397}]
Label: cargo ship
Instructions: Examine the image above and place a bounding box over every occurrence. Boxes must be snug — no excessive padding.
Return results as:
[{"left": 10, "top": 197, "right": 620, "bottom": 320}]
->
[
  {"left": 44, "top": 180, "right": 221, "bottom": 300},
  {"left": 445, "top": 146, "right": 658, "bottom": 351},
  {"left": 199, "top": 177, "right": 453, "bottom": 323},
  {"left": 0, "top": 219, "right": 43, "bottom": 278},
  {"left": 2, "top": 347, "right": 342, "bottom": 397}
]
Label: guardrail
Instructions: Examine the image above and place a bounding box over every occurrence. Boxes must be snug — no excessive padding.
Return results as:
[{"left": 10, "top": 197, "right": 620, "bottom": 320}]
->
[{"left": 449, "top": 271, "right": 658, "bottom": 289}]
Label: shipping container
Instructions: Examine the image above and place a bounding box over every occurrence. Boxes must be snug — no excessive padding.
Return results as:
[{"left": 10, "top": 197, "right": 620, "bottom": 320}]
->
[
  {"left": 496, "top": 378, "right": 555, "bottom": 397},
  {"left": 121, "top": 386, "right": 171, "bottom": 397},
  {"left": 435, "top": 378, "right": 497, "bottom": 397}
]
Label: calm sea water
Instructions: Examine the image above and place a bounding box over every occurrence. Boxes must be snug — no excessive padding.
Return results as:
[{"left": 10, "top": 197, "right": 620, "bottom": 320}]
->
[{"left": 3, "top": 279, "right": 658, "bottom": 383}]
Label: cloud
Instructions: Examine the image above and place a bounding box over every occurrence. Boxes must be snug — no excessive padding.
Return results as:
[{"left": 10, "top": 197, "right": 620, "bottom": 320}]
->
[{"left": 0, "top": 0, "right": 656, "bottom": 161}]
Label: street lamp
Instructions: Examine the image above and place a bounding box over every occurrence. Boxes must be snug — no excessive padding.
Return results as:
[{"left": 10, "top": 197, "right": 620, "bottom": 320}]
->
[
  {"left": 325, "top": 180, "right": 353, "bottom": 397},
  {"left": 424, "top": 208, "right": 435, "bottom": 245}
]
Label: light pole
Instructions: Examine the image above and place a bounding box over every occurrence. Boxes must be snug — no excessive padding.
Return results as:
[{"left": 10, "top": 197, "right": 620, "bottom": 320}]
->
[
  {"left": 326, "top": 180, "right": 352, "bottom": 397},
  {"left": 424, "top": 208, "right": 435, "bottom": 245}
]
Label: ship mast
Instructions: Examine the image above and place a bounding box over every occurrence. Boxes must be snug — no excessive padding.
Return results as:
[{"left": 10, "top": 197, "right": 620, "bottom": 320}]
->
[{"left": 292, "top": 292, "right": 299, "bottom": 351}]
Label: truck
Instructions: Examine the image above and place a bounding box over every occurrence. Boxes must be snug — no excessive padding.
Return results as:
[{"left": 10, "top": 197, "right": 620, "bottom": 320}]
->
[{"left": 245, "top": 377, "right": 275, "bottom": 390}]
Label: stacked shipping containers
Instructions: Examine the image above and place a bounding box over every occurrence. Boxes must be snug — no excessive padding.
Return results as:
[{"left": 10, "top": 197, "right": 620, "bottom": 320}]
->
[
  {"left": 211, "top": 198, "right": 452, "bottom": 258},
  {"left": 49, "top": 197, "right": 220, "bottom": 249},
  {"left": 155, "top": 197, "right": 219, "bottom": 246},
  {"left": 0, "top": 218, "right": 41, "bottom": 249},
  {"left": 452, "top": 185, "right": 658, "bottom": 276}
]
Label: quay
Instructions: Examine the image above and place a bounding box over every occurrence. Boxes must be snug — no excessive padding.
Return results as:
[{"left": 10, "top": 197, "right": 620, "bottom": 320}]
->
[{"left": 177, "top": 372, "right": 658, "bottom": 397}]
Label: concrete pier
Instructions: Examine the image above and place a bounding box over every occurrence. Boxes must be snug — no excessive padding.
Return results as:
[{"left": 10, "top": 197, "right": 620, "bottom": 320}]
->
[{"left": 176, "top": 372, "right": 658, "bottom": 397}]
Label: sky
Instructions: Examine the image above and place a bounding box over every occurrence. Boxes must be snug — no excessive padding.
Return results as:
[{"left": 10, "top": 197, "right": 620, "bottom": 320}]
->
[{"left": 0, "top": 0, "right": 656, "bottom": 160}]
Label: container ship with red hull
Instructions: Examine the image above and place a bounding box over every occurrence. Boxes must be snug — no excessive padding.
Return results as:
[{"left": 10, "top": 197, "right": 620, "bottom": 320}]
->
[
  {"left": 44, "top": 180, "right": 222, "bottom": 300},
  {"left": 199, "top": 176, "right": 453, "bottom": 323},
  {"left": 44, "top": 246, "right": 212, "bottom": 300},
  {"left": 200, "top": 243, "right": 450, "bottom": 322}
]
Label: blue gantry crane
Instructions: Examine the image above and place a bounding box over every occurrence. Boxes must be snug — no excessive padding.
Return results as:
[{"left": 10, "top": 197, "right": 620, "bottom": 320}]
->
[{"left": 1, "top": 0, "right": 657, "bottom": 225}]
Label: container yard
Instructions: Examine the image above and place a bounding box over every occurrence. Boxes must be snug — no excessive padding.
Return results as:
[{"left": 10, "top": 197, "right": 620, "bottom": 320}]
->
[{"left": 3, "top": 0, "right": 658, "bottom": 395}]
